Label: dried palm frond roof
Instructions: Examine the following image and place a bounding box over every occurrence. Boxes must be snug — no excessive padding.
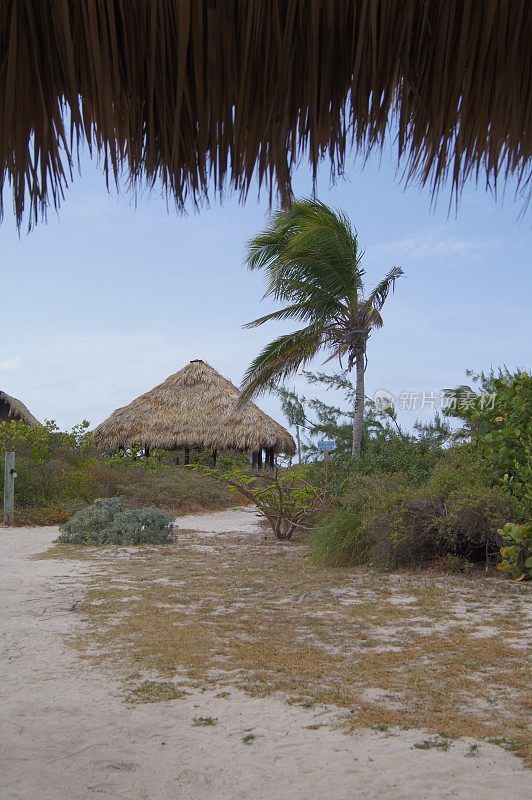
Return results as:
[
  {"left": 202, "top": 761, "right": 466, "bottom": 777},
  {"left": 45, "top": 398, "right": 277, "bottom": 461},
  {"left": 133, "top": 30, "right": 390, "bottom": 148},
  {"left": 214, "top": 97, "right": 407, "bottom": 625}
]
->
[
  {"left": 1, "top": 1, "right": 530, "bottom": 228},
  {"left": 0, "top": 390, "right": 41, "bottom": 427},
  {"left": 92, "top": 360, "right": 296, "bottom": 455}
]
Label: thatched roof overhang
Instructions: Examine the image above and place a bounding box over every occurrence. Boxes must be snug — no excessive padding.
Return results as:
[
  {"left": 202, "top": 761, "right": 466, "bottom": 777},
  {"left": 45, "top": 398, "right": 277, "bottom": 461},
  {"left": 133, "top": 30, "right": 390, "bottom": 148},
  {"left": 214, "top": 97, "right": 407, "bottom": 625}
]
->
[
  {"left": 93, "top": 360, "right": 296, "bottom": 456},
  {"left": 1, "top": 0, "right": 530, "bottom": 228},
  {"left": 0, "top": 390, "right": 41, "bottom": 427}
]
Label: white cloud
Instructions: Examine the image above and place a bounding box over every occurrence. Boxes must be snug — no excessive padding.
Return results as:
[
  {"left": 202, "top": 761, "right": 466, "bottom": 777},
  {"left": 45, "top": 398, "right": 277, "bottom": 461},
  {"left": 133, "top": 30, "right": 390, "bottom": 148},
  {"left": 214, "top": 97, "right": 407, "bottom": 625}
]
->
[
  {"left": 367, "top": 230, "right": 502, "bottom": 262},
  {"left": 0, "top": 355, "right": 20, "bottom": 371}
]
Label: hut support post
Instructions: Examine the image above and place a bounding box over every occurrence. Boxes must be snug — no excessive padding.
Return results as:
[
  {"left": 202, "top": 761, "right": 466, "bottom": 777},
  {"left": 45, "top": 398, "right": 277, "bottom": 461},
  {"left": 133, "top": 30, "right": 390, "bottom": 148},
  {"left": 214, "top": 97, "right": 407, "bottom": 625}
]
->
[
  {"left": 252, "top": 452, "right": 258, "bottom": 469},
  {"left": 267, "top": 448, "right": 275, "bottom": 468},
  {"left": 212, "top": 449, "right": 217, "bottom": 467},
  {"left": 257, "top": 449, "right": 263, "bottom": 469},
  {"left": 3, "top": 451, "right": 15, "bottom": 525},
  {"left": 184, "top": 447, "right": 190, "bottom": 465}
]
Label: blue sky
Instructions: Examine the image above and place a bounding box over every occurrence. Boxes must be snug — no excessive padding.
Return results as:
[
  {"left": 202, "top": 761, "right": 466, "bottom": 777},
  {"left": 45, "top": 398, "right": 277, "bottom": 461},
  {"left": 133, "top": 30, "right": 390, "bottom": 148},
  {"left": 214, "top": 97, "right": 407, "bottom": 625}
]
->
[{"left": 1, "top": 142, "right": 530, "bottom": 437}]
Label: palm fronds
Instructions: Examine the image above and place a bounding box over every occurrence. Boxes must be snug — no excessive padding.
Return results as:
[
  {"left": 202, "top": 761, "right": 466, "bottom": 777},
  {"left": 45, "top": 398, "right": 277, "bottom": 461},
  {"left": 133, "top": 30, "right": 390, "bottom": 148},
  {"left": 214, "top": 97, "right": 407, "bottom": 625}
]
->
[
  {"left": 364, "top": 267, "right": 404, "bottom": 310},
  {"left": 241, "top": 200, "right": 404, "bottom": 401},
  {"left": 240, "top": 326, "right": 325, "bottom": 401}
]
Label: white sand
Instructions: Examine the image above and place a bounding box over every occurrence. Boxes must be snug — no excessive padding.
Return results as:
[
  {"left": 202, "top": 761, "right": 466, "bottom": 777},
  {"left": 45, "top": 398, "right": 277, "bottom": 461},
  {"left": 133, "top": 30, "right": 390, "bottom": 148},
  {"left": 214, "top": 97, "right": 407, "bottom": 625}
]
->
[
  {"left": 176, "top": 505, "right": 264, "bottom": 534},
  {"left": 1, "top": 519, "right": 529, "bottom": 800}
]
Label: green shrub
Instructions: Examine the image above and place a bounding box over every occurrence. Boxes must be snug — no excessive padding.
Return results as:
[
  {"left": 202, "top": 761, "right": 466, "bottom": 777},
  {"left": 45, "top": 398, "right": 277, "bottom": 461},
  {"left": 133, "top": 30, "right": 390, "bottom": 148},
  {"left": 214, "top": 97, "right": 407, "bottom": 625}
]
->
[
  {"left": 360, "top": 434, "right": 443, "bottom": 486},
  {"left": 190, "top": 463, "right": 324, "bottom": 539},
  {"left": 56, "top": 498, "right": 174, "bottom": 545},
  {"left": 427, "top": 446, "right": 491, "bottom": 495},
  {"left": 497, "top": 522, "right": 532, "bottom": 580},
  {"left": 310, "top": 447, "right": 517, "bottom": 570},
  {"left": 375, "top": 484, "right": 516, "bottom": 568},
  {"left": 84, "top": 459, "right": 233, "bottom": 513},
  {"left": 0, "top": 419, "right": 234, "bottom": 524},
  {"left": 366, "top": 448, "right": 517, "bottom": 568},
  {"left": 445, "top": 370, "right": 532, "bottom": 519},
  {"left": 309, "top": 473, "right": 408, "bottom": 566},
  {"left": 309, "top": 507, "right": 371, "bottom": 566}
]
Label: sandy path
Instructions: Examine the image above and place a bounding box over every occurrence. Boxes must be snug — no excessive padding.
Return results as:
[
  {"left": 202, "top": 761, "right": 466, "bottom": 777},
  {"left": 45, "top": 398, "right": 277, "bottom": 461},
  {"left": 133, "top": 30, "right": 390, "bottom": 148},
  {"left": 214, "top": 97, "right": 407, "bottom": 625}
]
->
[
  {"left": 0, "top": 517, "right": 529, "bottom": 800},
  {"left": 176, "top": 505, "right": 264, "bottom": 534}
]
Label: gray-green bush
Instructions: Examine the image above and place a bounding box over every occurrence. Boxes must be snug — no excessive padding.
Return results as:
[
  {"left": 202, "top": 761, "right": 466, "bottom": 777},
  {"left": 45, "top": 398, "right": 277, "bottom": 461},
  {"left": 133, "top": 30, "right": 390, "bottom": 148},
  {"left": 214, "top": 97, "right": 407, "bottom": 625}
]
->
[{"left": 57, "top": 498, "right": 174, "bottom": 545}]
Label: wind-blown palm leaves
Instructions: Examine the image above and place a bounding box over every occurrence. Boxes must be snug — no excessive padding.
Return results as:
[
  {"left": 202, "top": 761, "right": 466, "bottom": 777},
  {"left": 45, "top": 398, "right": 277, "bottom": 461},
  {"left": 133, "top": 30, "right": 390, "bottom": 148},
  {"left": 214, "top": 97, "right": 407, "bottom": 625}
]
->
[{"left": 240, "top": 200, "right": 403, "bottom": 458}]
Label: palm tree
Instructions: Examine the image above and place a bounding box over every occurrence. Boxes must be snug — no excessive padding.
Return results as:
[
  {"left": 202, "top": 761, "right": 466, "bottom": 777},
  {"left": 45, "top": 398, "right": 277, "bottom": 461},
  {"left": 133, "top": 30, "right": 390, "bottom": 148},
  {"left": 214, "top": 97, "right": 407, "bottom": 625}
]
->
[{"left": 240, "top": 200, "right": 403, "bottom": 458}]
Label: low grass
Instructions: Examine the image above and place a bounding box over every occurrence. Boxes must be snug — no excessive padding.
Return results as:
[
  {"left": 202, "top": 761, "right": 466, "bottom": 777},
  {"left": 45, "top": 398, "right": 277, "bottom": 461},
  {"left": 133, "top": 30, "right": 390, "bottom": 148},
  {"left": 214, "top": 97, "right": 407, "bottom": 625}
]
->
[
  {"left": 414, "top": 736, "right": 451, "bottom": 751},
  {"left": 54, "top": 529, "right": 531, "bottom": 764},
  {"left": 126, "top": 681, "right": 188, "bottom": 704},
  {"left": 486, "top": 736, "right": 523, "bottom": 753}
]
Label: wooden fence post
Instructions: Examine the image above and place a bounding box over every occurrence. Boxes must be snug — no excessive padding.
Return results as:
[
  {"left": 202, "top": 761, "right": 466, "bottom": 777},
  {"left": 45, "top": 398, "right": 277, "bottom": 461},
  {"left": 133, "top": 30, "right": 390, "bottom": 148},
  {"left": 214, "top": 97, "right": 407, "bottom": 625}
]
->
[{"left": 3, "top": 451, "right": 15, "bottom": 526}]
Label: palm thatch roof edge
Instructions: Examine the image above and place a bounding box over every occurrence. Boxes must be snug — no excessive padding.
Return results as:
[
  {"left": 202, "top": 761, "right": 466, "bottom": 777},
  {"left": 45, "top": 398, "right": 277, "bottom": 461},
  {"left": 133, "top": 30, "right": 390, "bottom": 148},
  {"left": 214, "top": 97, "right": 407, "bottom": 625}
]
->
[
  {"left": 0, "top": 391, "right": 42, "bottom": 427},
  {"left": 93, "top": 360, "right": 296, "bottom": 456},
  {"left": 1, "top": 0, "right": 530, "bottom": 228}
]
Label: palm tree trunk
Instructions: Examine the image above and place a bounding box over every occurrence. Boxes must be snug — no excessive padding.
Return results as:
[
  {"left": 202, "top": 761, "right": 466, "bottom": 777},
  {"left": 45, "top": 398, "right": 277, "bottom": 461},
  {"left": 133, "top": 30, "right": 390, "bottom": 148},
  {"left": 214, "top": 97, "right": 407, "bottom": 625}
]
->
[{"left": 352, "top": 351, "right": 365, "bottom": 458}]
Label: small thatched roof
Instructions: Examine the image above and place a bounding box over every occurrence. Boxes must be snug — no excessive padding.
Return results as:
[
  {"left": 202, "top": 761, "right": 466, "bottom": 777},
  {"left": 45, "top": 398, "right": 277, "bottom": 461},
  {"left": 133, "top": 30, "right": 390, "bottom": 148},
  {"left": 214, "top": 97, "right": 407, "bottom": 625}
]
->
[
  {"left": 93, "top": 360, "right": 296, "bottom": 456},
  {"left": 0, "top": 391, "right": 41, "bottom": 427},
  {"left": 1, "top": 1, "right": 530, "bottom": 228}
]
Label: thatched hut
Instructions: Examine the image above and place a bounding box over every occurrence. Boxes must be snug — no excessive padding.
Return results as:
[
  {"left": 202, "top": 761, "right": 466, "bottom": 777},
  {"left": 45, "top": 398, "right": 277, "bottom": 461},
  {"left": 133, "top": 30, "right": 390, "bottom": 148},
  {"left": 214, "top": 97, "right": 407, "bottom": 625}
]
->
[
  {"left": 93, "top": 360, "right": 295, "bottom": 467},
  {"left": 0, "top": 391, "right": 41, "bottom": 427},
  {"left": 1, "top": 2, "right": 529, "bottom": 228}
]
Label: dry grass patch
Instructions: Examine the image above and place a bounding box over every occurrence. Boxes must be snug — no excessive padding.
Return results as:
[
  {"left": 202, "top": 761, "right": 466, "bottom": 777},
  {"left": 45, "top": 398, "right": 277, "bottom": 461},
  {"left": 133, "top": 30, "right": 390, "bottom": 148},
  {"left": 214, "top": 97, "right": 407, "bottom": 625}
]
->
[
  {"left": 33, "top": 543, "right": 94, "bottom": 561},
  {"left": 60, "top": 531, "right": 531, "bottom": 763}
]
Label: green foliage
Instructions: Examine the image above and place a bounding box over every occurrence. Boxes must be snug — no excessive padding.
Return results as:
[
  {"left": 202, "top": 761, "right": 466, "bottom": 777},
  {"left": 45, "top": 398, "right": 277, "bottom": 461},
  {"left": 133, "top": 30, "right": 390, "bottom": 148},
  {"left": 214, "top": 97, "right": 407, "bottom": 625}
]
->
[
  {"left": 0, "top": 420, "right": 234, "bottom": 524},
  {"left": 360, "top": 434, "right": 443, "bottom": 486},
  {"left": 382, "top": 484, "right": 516, "bottom": 568},
  {"left": 309, "top": 508, "right": 370, "bottom": 567},
  {"left": 0, "top": 419, "right": 60, "bottom": 462},
  {"left": 118, "top": 446, "right": 250, "bottom": 472},
  {"left": 95, "top": 459, "right": 232, "bottom": 513},
  {"left": 380, "top": 448, "right": 517, "bottom": 567},
  {"left": 309, "top": 472, "right": 405, "bottom": 566},
  {"left": 310, "top": 448, "right": 517, "bottom": 569},
  {"left": 309, "top": 367, "right": 530, "bottom": 577},
  {"left": 241, "top": 199, "right": 403, "bottom": 458},
  {"left": 58, "top": 496, "right": 125, "bottom": 542},
  {"left": 277, "top": 372, "right": 448, "bottom": 483},
  {"left": 426, "top": 445, "right": 491, "bottom": 495},
  {"left": 497, "top": 522, "right": 532, "bottom": 580},
  {"left": 190, "top": 463, "right": 325, "bottom": 539},
  {"left": 57, "top": 498, "right": 174, "bottom": 545},
  {"left": 445, "top": 370, "right": 531, "bottom": 518}
]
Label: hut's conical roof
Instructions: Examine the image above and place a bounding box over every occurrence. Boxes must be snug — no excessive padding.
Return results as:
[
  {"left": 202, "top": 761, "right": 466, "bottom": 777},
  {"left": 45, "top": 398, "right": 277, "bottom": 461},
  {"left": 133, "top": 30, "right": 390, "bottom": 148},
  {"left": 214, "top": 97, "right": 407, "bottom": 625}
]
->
[
  {"left": 0, "top": 391, "right": 41, "bottom": 427},
  {"left": 93, "top": 360, "right": 296, "bottom": 456}
]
